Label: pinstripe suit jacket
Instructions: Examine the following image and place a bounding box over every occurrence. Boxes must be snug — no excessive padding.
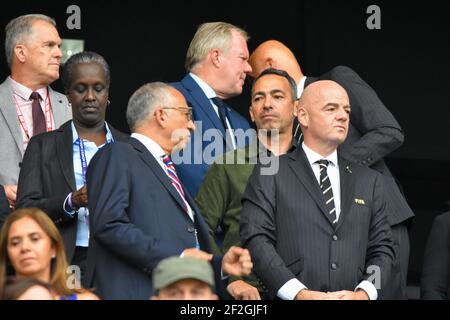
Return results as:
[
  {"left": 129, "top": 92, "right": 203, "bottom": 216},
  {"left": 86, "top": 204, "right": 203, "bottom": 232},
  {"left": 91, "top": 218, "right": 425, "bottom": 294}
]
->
[
  {"left": 297, "top": 67, "right": 414, "bottom": 226},
  {"left": 240, "top": 147, "right": 395, "bottom": 299}
]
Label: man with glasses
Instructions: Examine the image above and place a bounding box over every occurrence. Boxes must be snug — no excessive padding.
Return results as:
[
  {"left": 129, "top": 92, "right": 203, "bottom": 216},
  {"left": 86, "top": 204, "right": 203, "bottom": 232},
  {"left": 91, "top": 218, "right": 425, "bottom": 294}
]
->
[{"left": 85, "top": 82, "right": 253, "bottom": 299}]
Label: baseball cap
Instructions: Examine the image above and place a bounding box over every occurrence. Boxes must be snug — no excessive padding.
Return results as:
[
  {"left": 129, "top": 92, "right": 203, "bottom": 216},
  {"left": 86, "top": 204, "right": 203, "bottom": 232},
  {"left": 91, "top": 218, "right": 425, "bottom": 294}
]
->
[{"left": 153, "top": 256, "right": 215, "bottom": 290}]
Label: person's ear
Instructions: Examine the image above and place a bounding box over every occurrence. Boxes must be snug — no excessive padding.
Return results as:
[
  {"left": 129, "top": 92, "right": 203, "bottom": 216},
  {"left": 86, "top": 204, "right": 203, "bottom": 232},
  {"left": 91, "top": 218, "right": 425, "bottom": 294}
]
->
[
  {"left": 14, "top": 44, "right": 27, "bottom": 63},
  {"left": 293, "top": 100, "right": 299, "bottom": 116},
  {"left": 155, "top": 107, "right": 168, "bottom": 128},
  {"left": 210, "top": 49, "right": 221, "bottom": 67},
  {"left": 297, "top": 107, "right": 308, "bottom": 128},
  {"left": 249, "top": 105, "right": 255, "bottom": 123},
  {"left": 266, "top": 57, "right": 274, "bottom": 69}
]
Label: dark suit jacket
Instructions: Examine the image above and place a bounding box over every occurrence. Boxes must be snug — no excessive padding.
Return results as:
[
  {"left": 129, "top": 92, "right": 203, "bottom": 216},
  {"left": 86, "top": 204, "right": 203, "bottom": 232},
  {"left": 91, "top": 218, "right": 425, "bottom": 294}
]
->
[
  {"left": 421, "top": 211, "right": 450, "bottom": 300},
  {"left": 16, "top": 120, "right": 128, "bottom": 263},
  {"left": 296, "top": 66, "right": 414, "bottom": 227},
  {"left": 0, "top": 185, "right": 10, "bottom": 229},
  {"left": 171, "top": 74, "right": 251, "bottom": 198},
  {"left": 240, "top": 147, "right": 395, "bottom": 299},
  {"left": 84, "top": 138, "right": 224, "bottom": 299}
]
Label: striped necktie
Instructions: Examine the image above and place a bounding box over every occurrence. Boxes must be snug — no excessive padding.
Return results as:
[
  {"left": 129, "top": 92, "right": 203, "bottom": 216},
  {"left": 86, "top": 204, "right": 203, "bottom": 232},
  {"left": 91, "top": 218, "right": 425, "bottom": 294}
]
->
[
  {"left": 316, "top": 159, "right": 338, "bottom": 225},
  {"left": 162, "top": 155, "right": 189, "bottom": 213}
]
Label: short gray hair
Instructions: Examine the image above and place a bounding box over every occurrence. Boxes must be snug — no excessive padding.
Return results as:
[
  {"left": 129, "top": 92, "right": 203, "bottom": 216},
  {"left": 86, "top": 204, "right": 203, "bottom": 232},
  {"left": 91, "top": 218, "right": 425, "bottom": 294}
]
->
[
  {"left": 4, "top": 14, "right": 56, "bottom": 68},
  {"left": 62, "top": 51, "right": 111, "bottom": 92},
  {"left": 126, "top": 82, "right": 174, "bottom": 132},
  {"left": 185, "top": 22, "right": 249, "bottom": 72}
]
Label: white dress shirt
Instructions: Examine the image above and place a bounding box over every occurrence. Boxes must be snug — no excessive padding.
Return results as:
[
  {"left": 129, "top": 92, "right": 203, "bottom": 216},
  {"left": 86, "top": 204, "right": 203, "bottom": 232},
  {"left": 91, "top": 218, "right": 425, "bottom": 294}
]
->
[
  {"left": 277, "top": 143, "right": 377, "bottom": 300},
  {"left": 189, "top": 72, "right": 237, "bottom": 149},
  {"left": 297, "top": 76, "right": 307, "bottom": 99}
]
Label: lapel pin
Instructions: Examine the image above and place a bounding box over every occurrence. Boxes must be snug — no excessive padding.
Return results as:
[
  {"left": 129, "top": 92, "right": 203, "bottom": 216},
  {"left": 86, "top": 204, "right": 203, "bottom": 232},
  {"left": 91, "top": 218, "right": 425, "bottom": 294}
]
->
[
  {"left": 354, "top": 198, "right": 365, "bottom": 205},
  {"left": 346, "top": 165, "right": 352, "bottom": 173}
]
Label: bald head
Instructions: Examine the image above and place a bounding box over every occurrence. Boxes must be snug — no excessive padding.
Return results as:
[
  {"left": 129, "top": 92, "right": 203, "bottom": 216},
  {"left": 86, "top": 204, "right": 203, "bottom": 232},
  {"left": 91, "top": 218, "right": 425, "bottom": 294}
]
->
[
  {"left": 298, "top": 80, "right": 349, "bottom": 111},
  {"left": 249, "top": 40, "right": 303, "bottom": 82},
  {"left": 297, "top": 80, "right": 351, "bottom": 156}
]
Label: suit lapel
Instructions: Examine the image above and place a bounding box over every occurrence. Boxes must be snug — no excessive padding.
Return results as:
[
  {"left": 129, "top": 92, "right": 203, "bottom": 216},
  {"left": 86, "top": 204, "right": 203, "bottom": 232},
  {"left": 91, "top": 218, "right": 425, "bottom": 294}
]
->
[
  {"left": 0, "top": 79, "right": 24, "bottom": 155},
  {"left": 49, "top": 87, "right": 68, "bottom": 129},
  {"left": 129, "top": 138, "right": 192, "bottom": 220},
  {"left": 288, "top": 148, "right": 332, "bottom": 223},
  {"left": 335, "top": 157, "right": 356, "bottom": 231},
  {"left": 181, "top": 75, "right": 227, "bottom": 141},
  {"left": 56, "top": 121, "right": 77, "bottom": 191}
]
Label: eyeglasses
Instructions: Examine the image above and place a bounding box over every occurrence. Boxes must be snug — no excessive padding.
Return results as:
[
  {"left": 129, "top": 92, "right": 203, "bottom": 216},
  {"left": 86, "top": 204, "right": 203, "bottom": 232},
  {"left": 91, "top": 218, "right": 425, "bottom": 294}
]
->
[{"left": 162, "top": 106, "right": 193, "bottom": 121}]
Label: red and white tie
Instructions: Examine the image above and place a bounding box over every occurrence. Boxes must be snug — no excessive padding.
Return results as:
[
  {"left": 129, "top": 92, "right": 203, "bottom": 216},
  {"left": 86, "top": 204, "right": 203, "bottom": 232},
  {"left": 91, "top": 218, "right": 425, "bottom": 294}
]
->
[{"left": 162, "top": 155, "right": 189, "bottom": 214}]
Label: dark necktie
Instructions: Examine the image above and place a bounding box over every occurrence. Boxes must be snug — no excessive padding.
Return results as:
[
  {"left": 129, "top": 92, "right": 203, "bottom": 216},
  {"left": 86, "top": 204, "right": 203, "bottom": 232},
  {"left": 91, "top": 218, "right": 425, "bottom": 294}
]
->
[
  {"left": 30, "top": 92, "right": 46, "bottom": 136},
  {"left": 316, "top": 159, "right": 338, "bottom": 225},
  {"left": 211, "top": 97, "right": 234, "bottom": 148},
  {"left": 211, "top": 97, "right": 230, "bottom": 130}
]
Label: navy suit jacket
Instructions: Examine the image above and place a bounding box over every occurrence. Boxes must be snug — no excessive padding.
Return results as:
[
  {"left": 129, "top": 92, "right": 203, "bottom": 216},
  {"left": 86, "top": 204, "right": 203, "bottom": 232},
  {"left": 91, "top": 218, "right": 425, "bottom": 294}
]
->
[
  {"left": 84, "top": 138, "right": 223, "bottom": 299},
  {"left": 171, "top": 74, "right": 251, "bottom": 197}
]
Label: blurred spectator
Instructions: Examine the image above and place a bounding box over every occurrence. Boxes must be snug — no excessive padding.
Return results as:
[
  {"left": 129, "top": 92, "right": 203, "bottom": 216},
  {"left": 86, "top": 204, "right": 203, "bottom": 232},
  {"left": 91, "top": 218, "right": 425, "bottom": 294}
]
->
[
  {"left": 151, "top": 256, "right": 218, "bottom": 300},
  {"left": 0, "top": 208, "right": 98, "bottom": 300},
  {"left": 2, "top": 277, "right": 54, "bottom": 300}
]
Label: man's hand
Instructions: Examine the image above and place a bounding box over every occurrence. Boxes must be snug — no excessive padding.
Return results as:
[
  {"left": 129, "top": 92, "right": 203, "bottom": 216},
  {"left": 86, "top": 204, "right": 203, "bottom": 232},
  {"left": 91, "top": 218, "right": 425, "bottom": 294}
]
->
[
  {"left": 295, "top": 289, "right": 337, "bottom": 300},
  {"left": 327, "top": 290, "right": 369, "bottom": 300},
  {"left": 227, "top": 280, "right": 261, "bottom": 300},
  {"left": 182, "top": 248, "right": 213, "bottom": 261},
  {"left": 222, "top": 246, "right": 253, "bottom": 277},
  {"left": 71, "top": 185, "right": 88, "bottom": 209},
  {"left": 4, "top": 184, "right": 17, "bottom": 207}
]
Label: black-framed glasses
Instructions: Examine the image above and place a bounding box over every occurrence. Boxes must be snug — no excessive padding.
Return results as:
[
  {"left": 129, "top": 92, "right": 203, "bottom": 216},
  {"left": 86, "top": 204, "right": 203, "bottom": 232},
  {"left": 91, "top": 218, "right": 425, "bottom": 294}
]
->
[{"left": 162, "top": 106, "right": 193, "bottom": 121}]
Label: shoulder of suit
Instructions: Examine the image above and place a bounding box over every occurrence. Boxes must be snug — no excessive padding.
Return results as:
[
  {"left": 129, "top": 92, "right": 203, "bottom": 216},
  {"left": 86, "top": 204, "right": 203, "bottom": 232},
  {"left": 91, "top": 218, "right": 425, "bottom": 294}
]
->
[
  {"left": 434, "top": 211, "right": 450, "bottom": 227},
  {"left": 340, "top": 157, "right": 380, "bottom": 179}
]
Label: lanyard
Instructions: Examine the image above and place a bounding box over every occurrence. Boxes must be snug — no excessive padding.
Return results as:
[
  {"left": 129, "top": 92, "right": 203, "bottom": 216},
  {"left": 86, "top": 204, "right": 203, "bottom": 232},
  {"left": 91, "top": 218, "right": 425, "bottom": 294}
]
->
[
  {"left": 76, "top": 131, "right": 113, "bottom": 225},
  {"left": 77, "top": 130, "right": 114, "bottom": 185},
  {"left": 13, "top": 87, "right": 54, "bottom": 141}
]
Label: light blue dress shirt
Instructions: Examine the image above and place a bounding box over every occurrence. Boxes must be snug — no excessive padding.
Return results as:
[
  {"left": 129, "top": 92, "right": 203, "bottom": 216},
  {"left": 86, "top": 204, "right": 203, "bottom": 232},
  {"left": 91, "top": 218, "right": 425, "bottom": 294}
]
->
[{"left": 63, "top": 121, "right": 113, "bottom": 247}]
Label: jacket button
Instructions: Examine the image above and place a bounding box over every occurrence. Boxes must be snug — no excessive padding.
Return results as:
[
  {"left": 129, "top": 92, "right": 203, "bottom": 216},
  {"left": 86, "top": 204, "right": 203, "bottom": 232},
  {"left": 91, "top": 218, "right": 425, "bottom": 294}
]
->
[
  {"left": 187, "top": 227, "right": 195, "bottom": 233},
  {"left": 332, "top": 235, "right": 338, "bottom": 241},
  {"left": 331, "top": 263, "right": 337, "bottom": 270}
]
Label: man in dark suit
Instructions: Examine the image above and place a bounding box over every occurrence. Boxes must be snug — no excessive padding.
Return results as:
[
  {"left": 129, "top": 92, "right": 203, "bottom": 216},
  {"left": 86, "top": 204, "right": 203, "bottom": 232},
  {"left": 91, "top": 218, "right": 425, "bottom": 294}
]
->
[
  {"left": 421, "top": 211, "right": 450, "bottom": 300},
  {"left": 249, "top": 40, "right": 414, "bottom": 299},
  {"left": 85, "top": 82, "right": 252, "bottom": 299},
  {"left": 241, "top": 80, "right": 395, "bottom": 300},
  {"left": 171, "top": 22, "right": 253, "bottom": 198}
]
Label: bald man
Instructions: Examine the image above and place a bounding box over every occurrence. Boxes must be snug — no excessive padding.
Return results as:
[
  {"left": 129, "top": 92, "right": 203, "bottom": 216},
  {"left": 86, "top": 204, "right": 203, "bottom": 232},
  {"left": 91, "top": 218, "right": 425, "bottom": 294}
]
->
[
  {"left": 249, "top": 40, "right": 414, "bottom": 299},
  {"left": 241, "top": 80, "right": 395, "bottom": 300}
]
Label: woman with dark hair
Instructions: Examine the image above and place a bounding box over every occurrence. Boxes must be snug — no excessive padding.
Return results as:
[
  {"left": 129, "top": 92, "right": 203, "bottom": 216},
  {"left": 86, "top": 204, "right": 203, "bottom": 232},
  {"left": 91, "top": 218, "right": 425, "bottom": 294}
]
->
[
  {"left": 0, "top": 208, "right": 98, "bottom": 299},
  {"left": 16, "top": 52, "right": 128, "bottom": 279}
]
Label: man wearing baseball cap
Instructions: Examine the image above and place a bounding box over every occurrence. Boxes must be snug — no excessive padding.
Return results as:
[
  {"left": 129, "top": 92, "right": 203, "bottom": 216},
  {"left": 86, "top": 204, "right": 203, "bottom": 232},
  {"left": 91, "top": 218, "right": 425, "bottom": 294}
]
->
[{"left": 151, "top": 256, "right": 219, "bottom": 300}]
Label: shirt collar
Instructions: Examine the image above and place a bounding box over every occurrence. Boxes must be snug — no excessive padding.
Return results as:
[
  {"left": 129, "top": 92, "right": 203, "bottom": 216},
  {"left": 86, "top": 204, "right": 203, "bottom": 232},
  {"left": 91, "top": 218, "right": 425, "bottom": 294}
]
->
[
  {"left": 9, "top": 76, "right": 47, "bottom": 101},
  {"left": 130, "top": 133, "right": 167, "bottom": 160},
  {"left": 302, "top": 142, "right": 338, "bottom": 167},
  {"left": 297, "top": 76, "right": 307, "bottom": 99},
  {"left": 189, "top": 72, "right": 217, "bottom": 99},
  {"left": 71, "top": 121, "right": 114, "bottom": 144}
]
